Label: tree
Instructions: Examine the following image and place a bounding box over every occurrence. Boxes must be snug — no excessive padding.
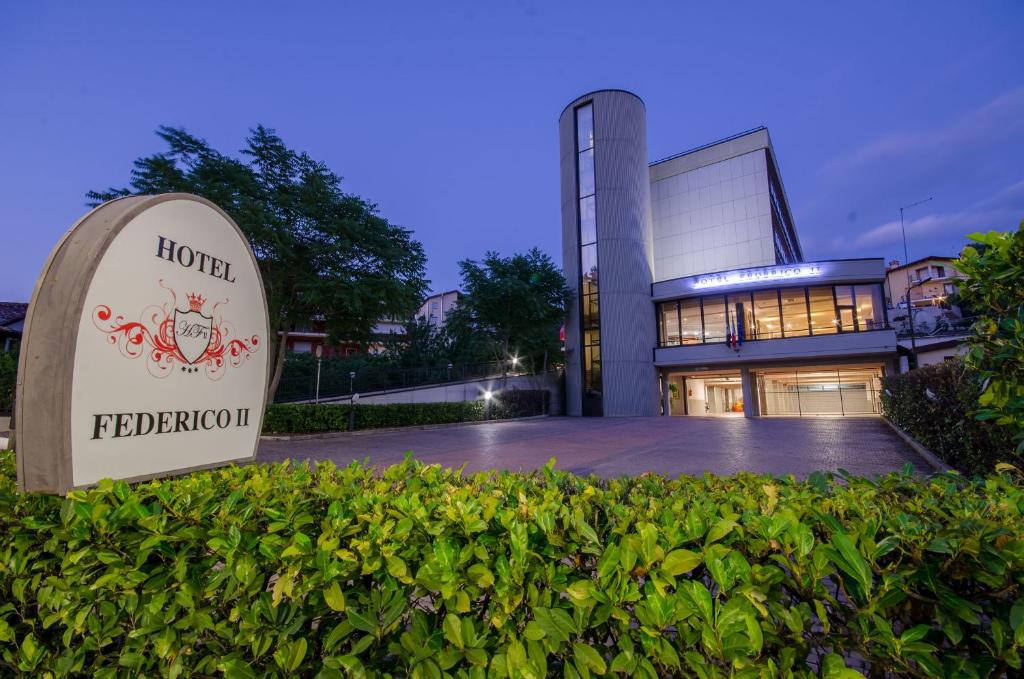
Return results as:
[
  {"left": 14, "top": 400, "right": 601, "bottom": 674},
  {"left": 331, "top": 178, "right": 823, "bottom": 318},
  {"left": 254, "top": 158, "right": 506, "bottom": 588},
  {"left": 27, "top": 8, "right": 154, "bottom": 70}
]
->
[
  {"left": 449, "top": 248, "right": 572, "bottom": 383},
  {"left": 89, "top": 126, "right": 428, "bottom": 402},
  {"left": 956, "top": 219, "right": 1024, "bottom": 454}
]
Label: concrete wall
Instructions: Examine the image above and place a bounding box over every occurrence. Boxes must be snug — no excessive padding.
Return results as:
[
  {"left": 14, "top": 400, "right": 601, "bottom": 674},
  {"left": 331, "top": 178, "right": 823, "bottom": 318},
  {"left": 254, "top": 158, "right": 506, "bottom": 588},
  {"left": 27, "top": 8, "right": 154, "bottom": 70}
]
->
[
  {"left": 318, "top": 372, "right": 564, "bottom": 414},
  {"left": 559, "top": 90, "right": 659, "bottom": 416}
]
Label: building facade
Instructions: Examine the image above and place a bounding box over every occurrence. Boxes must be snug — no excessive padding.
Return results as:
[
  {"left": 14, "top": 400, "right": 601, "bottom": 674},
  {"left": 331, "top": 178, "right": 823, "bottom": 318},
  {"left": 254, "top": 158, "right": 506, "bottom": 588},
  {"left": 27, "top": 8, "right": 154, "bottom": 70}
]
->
[
  {"left": 558, "top": 89, "right": 899, "bottom": 417},
  {"left": 416, "top": 290, "right": 461, "bottom": 330},
  {"left": 884, "top": 256, "right": 964, "bottom": 309}
]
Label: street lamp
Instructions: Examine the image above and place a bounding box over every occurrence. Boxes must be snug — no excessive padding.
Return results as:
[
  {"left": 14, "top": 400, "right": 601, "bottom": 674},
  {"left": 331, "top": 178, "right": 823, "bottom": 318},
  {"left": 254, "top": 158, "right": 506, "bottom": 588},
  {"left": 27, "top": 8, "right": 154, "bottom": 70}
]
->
[
  {"left": 447, "top": 362, "right": 453, "bottom": 381},
  {"left": 483, "top": 390, "right": 493, "bottom": 420},
  {"left": 899, "top": 197, "right": 934, "bottom": 370},
  {"left": 349, "top": 371, "right": 356, "bottom": 395}
]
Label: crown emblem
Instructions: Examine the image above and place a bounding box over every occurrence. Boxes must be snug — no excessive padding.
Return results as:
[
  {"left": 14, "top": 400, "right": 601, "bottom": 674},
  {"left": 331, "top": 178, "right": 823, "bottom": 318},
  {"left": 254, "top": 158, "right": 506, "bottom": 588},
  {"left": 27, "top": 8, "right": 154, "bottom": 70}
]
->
[{"left": 186, "top": 293, "right": 206, "bottom": 313}]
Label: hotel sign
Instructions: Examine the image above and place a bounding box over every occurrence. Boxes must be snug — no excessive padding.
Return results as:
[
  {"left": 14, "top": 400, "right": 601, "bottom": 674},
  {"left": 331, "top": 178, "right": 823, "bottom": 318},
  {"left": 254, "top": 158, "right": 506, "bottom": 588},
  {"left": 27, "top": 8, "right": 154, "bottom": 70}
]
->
[
  {"left": 692, "top": 263, "right": 823, "bottom": 290},
  {"left": 15, "top": 194, "right": 270, "bottom": 493}
]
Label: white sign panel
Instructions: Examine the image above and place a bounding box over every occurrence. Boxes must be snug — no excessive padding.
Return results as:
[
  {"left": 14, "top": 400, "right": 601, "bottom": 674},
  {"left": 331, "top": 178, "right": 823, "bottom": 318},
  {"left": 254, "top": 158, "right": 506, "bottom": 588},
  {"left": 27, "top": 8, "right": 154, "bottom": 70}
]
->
[{"left": 16, "top": 194, "right": 270, "bottom": 492}]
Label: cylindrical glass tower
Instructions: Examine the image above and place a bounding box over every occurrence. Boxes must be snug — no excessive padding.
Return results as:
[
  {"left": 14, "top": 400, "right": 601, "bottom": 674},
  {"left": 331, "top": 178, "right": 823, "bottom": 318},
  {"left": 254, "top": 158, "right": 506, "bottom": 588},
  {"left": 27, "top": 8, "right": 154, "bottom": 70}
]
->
[{"left": 558, "top": 90, "right": 659, "bottom": 416}]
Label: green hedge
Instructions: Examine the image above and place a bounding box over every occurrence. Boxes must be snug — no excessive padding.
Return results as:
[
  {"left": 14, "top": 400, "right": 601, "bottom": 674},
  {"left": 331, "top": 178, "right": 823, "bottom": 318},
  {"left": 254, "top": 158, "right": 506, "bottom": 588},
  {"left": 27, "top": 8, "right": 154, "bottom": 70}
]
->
[
  {"left": 263, "top": 391, "right": 549, "bottom": 435},
  {"left": 2, "top": 451, "right": 1024, "bottom": 677},
  {"left": 0, "top": 351, "right": 16, "bottom": 415},
  {"left": 882, "top": 359, "right": 1016, "bottom": 475}
]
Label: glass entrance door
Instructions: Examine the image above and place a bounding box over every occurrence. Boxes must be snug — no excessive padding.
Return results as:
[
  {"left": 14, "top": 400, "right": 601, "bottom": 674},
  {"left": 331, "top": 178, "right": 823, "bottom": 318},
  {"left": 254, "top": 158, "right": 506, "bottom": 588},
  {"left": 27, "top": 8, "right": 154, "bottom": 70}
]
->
[{"left": 679, "top": 372, "right": 743, "bottom": 416}]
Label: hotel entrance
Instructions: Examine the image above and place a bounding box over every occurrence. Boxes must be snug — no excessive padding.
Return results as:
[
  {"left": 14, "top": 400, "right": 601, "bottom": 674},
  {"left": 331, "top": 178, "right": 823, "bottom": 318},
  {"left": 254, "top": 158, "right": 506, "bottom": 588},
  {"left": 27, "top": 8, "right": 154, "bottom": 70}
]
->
[{"left": 668, "top": 372, "right": 744, "bottom": 416}]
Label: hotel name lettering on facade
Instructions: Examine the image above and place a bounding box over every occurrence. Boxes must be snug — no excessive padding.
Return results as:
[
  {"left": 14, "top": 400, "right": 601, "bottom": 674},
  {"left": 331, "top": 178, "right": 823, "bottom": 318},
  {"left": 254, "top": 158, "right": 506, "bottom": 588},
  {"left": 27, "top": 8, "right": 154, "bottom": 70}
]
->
[{"left": 693, "top": 263, "right": 823, "bottom": 290}]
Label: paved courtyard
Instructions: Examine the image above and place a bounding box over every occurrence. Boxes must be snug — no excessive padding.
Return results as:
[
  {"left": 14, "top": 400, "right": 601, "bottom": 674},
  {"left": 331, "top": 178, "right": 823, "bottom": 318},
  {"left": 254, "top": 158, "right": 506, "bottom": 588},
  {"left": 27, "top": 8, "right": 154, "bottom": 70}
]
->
[{"left": 258, "top": 416, "right": 933, "bottom": 478}]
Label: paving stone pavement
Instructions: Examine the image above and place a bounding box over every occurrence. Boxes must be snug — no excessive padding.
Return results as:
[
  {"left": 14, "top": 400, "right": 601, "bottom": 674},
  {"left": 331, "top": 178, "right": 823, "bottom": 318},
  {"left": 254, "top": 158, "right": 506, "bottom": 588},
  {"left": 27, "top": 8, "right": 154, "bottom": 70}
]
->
[{"left": 257, "top": 416, "right": 933, "bottom": 478}]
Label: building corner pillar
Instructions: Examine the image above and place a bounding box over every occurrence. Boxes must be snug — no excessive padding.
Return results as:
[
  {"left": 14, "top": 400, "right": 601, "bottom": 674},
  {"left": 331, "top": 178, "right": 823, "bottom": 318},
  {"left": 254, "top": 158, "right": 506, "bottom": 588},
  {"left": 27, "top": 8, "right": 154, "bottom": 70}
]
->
[
  {"left": 740, "top": 367, "right": 756, "bottom": 418},
  {"left": 660, "top": 371, "right": 671, "bottom": 416}
]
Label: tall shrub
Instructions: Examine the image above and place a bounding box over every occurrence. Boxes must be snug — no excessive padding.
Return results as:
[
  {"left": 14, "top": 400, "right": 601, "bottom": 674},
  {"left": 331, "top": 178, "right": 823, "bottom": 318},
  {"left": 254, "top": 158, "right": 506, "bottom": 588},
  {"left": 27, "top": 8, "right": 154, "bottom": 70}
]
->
[
  {"left": 882, "top": 359, "right": 1015, "bottom": 475},
  {"left": 957, "top": 221, "right": 1024, "bottom": 453}
]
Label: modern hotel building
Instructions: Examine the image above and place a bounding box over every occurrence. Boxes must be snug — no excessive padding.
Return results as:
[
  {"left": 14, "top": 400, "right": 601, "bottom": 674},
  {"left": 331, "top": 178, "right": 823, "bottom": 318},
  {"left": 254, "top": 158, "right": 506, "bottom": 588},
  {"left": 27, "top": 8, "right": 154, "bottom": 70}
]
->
[{"left": 559, "top": 90, "right": 898, "bottom": 418}]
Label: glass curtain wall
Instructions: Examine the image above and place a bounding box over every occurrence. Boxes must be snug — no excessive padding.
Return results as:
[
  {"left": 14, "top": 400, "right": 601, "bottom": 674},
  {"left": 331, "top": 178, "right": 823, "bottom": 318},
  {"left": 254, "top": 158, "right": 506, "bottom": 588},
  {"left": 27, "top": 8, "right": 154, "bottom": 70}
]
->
[
  {"left": 576, "top": 104, "right": 602, "bottom": 416},
  {"left": 656, "top": 283, "right": 887, "bottom": 347}
]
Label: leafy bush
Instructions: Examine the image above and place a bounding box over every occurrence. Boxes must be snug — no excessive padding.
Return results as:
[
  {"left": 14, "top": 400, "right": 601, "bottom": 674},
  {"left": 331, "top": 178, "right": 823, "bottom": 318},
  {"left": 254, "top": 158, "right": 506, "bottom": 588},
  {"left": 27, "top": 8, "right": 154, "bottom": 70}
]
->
[
  {"left": 264, "top": 390, "right": 550, "bottom": 434},
  {"left": 0, "top": 351, "right": 16, "bottom": 415},
  {"left": 882, "top": 359, "right": 1016, "bottom": 475},
  {"left": 957, "top": 223, "right": 1024, "bottom": 452},
  {"left": 2, "top": 450, "right": 1024, "bottom": 677}
]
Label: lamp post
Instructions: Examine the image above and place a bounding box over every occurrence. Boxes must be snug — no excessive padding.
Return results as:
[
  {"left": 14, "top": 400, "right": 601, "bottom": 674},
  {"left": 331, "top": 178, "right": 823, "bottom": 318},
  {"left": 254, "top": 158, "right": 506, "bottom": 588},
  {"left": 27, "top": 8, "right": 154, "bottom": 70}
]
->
[
  {"left": 899, "top": 197, "right": 933, "bottom": 370},
  {"left": 314, "top": 345, "right": 323, "bottom": 404},
  {"left": 483, "top": 390, "right": 493, "bottom": 420},
  {"left": 447, "top": 362, "right": 453, "bottom": 382},
  {"left": 349, "top": 371, "right": 356, "bottom": 395}
]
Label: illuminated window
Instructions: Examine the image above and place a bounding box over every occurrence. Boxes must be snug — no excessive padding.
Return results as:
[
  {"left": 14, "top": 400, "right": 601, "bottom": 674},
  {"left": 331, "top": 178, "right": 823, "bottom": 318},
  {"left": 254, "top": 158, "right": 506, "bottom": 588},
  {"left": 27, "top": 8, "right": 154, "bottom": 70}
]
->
[{"left": 575, "top": 103, "right": 601, "bottom": 416}]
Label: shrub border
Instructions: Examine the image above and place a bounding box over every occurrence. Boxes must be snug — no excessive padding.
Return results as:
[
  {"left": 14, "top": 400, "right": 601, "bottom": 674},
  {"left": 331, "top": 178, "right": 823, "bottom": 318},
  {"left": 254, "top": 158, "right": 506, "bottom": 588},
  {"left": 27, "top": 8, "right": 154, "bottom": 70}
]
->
[{"left": 881, "top": 417, "right": 952, "bottom": 473}]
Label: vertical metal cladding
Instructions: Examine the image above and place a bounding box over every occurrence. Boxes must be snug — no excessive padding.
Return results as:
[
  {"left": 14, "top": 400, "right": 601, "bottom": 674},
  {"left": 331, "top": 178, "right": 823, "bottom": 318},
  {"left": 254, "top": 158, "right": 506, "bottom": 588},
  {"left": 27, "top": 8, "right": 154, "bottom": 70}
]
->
[{"left": 558, "top": 90, "right": 659, "bottom": 416}]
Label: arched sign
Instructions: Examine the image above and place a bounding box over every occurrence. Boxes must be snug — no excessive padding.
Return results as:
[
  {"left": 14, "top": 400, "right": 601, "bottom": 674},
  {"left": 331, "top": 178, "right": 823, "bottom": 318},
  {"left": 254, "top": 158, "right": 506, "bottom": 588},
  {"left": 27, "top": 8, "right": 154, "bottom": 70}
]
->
[{"left": 15, "top": 194, "right": 270, "bottom": 493}]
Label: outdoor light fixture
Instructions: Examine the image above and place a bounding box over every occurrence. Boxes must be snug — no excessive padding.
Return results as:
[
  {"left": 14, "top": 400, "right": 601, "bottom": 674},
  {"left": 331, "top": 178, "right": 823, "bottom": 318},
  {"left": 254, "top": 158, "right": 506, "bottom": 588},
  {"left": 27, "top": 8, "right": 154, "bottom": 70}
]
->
[{"left": 483, "top": 390, "right": 493, "bottom": 401}]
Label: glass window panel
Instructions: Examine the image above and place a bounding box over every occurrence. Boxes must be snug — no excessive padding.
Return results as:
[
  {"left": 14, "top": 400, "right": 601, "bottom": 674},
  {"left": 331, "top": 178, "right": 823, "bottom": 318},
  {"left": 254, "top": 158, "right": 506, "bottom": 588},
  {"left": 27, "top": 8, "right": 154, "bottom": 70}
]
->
[
  {"left": 583, "top": 328, "right": 600, "bottom": 346},
  {"left": 780, "top": 287, "right": 810, "bottom": 337},
  {"left": 702, "top": 296, "right": 726, "bottom": 343},
  {"left": 751, "top": 289, "right": 782, "bottom": 339},
  {"left": 581, "top": 294, "right": 599, "bottom": 328},
  {"left": 680, "top": 298, "right": 702, "bottom": 344},
  {"left": 579, "top": 195, "right": 596, "bottom": 245},
  {"left": 580, "top": 244, "right": 598, "bottom": 289},
  {"left": 727, "top": 293, "right": 754, "bottom": 341},
  {"left": 577, "top": 148, "right": 595, "bottom": 198},
  {"left": 835, "top": 285, "right": 854, "bottom": 307},
  {"left": 854, "top": 284, "right": 884, "bottom": 331},
  {"left": 660, "top": 302, "right": 680, "bottom": 346},
  {"left": 575, "top": 104, "right": 594, "bottom": 152},
  {"left": 808, "top": 286, "right": 838, "bottom": 335}
]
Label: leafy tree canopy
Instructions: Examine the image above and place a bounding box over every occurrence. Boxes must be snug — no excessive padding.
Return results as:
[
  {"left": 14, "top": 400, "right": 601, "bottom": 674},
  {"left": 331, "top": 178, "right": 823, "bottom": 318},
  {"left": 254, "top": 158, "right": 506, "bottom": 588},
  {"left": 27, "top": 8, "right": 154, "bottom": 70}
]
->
[
  {"left": 88, "top": 126, "right": 428, "bottom": 401},
  {"left": 448, "top": 248, "right": 571, "bottom": 376},
  {"left": 957, "top": 219, "right": 1024, "bottom": 453}
]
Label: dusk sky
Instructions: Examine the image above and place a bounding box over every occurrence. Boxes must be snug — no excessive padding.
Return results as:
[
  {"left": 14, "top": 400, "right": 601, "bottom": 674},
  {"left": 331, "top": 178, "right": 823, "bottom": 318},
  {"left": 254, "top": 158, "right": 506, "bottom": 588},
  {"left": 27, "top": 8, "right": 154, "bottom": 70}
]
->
[{"left": 2, "top": 2, "right": 1022, "bottom": 301}]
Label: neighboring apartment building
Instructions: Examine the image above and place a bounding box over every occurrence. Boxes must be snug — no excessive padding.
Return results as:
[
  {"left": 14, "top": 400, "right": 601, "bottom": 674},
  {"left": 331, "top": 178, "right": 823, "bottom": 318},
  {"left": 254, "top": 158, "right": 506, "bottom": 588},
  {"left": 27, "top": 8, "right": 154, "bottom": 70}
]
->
[
  {"left": 283, "top": 318, "right": 407, "bottom": 357},
  {"left": 559, "top": 89, "right": 898, "bottom": 418},
  {"left": 416, "top": 290, "right": 460, "bottom": 330},
  {"left": 884, "top": 256, "right": 965, "bottom": 309}
]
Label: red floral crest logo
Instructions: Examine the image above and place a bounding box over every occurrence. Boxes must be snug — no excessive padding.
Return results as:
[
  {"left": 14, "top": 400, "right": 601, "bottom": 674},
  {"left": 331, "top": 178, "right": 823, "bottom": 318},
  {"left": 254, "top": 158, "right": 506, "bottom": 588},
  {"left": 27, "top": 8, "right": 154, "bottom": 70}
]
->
[{"left": 92, "top": 281, "right": 259, "bottom": 379}]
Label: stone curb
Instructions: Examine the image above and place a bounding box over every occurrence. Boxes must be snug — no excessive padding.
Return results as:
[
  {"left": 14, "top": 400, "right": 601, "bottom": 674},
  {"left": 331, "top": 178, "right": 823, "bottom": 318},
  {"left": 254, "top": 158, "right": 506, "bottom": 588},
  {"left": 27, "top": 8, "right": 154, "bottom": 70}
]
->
[
  {"left": 881, "top": 418, "right": 953, "bottom": 473},
  {"left": 260, "top": 414, "right": 551, "bottom": 441}
]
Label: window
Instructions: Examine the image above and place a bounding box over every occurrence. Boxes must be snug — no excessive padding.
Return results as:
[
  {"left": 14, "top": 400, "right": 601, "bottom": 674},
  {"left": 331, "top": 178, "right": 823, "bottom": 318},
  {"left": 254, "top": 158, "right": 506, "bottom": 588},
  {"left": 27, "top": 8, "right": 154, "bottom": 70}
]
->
[
  {"left": 854, "top": 284, "right": 884, "bottom": 331},
  {"left": 680, "top": 298, "right": 702, "bottom": 344},
  {"left": 292, "top": 341, "right": 312, "bottom": 354},
  {"left": 660, "top": 302, "right": 680, "bottom": 346},
  {"left": 915, "top": 266, "right": 928, "bottom": 281},
  {"left": 702, "top": 296, "right": 727, "bottom": 343},
  {"left": 805, "top": 286, "right": 835, "bottom": 335},
  {"left": 834, "top": 285, "right": 856, "bottom": 332},
  {"left": 935, "top": 265, "right": 946, "bottom": 278},
  {"left": 579, "top": 195, "right": 596, "bottom": 246},
  {"left": 780, "top": 287, "right": 810, "bottom": 337},
  {"left": 727, "top": 293, "right": 754, "bottom": 342},
  {"left": 751, "top": 289, "right": 782, "bottom": 339},
  {"left": 575, "top": 103, "right": 601, "bottom": 416}
]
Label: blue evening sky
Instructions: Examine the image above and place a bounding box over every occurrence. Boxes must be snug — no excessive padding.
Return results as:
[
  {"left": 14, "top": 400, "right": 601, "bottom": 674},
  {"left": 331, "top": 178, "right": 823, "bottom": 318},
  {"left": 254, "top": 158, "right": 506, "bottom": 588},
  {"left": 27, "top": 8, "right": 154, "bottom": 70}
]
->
[{"left": 2, "top": 2, "right": 1022, "bottom": 301}]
